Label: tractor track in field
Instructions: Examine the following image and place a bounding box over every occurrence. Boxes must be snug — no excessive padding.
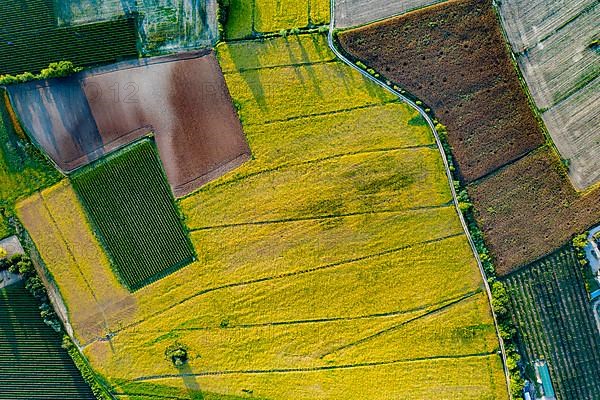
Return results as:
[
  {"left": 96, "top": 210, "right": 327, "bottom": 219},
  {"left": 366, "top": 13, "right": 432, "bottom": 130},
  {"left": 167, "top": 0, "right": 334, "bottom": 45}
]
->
[
  {"left": 132, "top": 352, "right": 497, "bottom": 381},
  {"left": 119, "top": 288, "right": 482, "bottom": 334},
  {"left": 85, "top": 232, "right": 464, "bottom": 347},
  {"left": 326, "top": 0, "right": 511, "bottom": 394},
  {"left": 201, "top": 143, "right": 435, "bottom": 191},
  {"left": 188, "top": 204, "right": 453, "bottom": 231},
  {"left": 319, "top": 289, "right": 481, "bottom": 358}
]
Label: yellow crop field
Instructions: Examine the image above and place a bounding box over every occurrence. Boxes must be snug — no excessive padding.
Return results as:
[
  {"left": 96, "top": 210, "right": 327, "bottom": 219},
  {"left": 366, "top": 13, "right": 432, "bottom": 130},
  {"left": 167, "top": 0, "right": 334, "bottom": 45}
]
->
[
  {"left": 224, "top": 0, "right": 330, "bottom": 40},
  {"left": 218, "top": 34, "right": 335, "bottom": 73},
  {"left": 16, "top": 181, "right": 132, "bottom": 344},
  {"left": 116, "top": 355, "right": 508, "bottom": 400},
  {"left": 18, "top": 33, "right": 507, "bottom": 399}
]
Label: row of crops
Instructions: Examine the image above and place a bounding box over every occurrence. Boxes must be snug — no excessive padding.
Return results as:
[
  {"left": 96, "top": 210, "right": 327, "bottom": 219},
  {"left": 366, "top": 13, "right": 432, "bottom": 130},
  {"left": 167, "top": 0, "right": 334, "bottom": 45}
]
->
[
  {"left": 0, "top": 0, "right": 55, "bottom": 34},
  {"left": 0, "top": 282, "right": 94, "bottom": 399},
  {"left": 71, "top": 139, "right": 194, "bottom": 291},
  {"left": 0, "top": 18, "right": 138, "bottom": 76},
  {"left": 504, "top": 246, "right": 600, "bottom": 400}
]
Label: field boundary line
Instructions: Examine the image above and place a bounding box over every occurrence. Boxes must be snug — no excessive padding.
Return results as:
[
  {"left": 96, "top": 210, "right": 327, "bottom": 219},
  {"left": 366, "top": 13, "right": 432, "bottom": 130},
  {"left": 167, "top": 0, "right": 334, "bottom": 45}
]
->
[
  {"left": 319, "top": 289, "right": 482, "bottom": 358},
  {"left": 132, "top": 352, "right": 497, "bottom": 381},
  {"left": 95, "top": 232, "right": 464, "bottom": 341},
  {"left": 202, "top": 143, "right": 435, "bottom": 190},
  {"left": 120, "top": 289, "right": 481, "bottom": 334},
  {"left": 244, "top": 99, "right": 400, "bottom": 127},
  {"left": 326, "top": 2, "right": 511, "bottom": 396},
  {"left": 222, "top": 58, "right": 338, "bottom": 74},
  {"left": 188, "top": 204, "right": 452, "bottom": 231}
]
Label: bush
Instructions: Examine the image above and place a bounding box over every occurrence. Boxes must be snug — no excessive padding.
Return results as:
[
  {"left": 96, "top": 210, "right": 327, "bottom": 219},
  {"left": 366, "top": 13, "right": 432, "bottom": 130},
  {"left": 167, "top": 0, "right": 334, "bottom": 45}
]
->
[
  {"left": 0, "top": 247, "right": 6, "bottom": 259},
  {"left": 0, "top": 61, "right": 82, "bottom": 86},
  {"left": 165, "top": 342, "right": 189, "bottom": 367}
]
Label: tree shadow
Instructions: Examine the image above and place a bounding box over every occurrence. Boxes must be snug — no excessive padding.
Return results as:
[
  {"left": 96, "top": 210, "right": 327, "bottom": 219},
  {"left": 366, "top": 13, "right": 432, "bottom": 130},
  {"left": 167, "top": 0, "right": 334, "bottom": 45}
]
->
[{"left": 179, "top": 363, "right": 205, "bottom": 400}]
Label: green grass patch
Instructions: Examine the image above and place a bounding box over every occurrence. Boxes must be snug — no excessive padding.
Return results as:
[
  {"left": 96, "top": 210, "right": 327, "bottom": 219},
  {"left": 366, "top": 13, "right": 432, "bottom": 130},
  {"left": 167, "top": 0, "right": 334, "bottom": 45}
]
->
[
  {"left": 0, "top": 91, "right": 61, "bottom": 207},
  {"left": 71, "top": 139, "right": 194, "bottom": 291}
]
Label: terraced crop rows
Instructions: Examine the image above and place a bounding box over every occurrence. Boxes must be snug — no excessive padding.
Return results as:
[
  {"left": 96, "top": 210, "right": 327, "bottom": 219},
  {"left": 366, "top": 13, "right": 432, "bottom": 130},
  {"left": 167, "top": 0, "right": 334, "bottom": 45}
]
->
[
  {"left": 71, "top": 140, "right": 194, "bottom": 291},
  {"left": 504, "top": 246, "right": 600, "bottom": 400},
  {"left": 0, "top": 282, "right": 95, "bottom": 399}
]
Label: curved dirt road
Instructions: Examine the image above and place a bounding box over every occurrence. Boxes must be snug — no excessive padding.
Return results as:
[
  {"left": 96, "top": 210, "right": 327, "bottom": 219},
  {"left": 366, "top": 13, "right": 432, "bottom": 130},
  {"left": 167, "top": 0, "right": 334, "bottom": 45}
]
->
[{"left": 326, "top": 2, "right": 512, "bottom": 397}]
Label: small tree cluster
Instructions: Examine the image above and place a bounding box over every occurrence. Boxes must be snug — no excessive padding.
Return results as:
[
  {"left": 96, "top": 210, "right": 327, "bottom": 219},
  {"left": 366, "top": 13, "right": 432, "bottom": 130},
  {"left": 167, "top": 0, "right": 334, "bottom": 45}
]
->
[
  {"left": 6, "top": 254, "right": 62, "bottom": 332},
  {"left": 0, "top": 61, "right": 82, "bottom": 86},
  {"left": 165, "top": 342, "right": 189, "bottom": 367}
]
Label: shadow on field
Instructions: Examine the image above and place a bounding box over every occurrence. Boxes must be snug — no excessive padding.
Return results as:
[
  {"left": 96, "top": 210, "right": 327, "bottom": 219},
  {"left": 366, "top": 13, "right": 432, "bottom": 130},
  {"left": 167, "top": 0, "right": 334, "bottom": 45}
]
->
[{"left": 179, "top": 364, "right": 204, "bottom": 400}]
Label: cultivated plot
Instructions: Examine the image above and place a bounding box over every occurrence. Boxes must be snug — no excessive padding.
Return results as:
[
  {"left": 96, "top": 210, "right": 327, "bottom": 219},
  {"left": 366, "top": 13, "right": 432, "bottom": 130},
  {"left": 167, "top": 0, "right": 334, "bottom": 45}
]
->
[
  {"left": 339, "top": 0, "right": 544, "bottom": 182},
  {"left": 66, "top": 34, "right": 507, "bottom": 399},
  {"left": 8, "top": 51, "right": 250, "bottom": 197},
  {"left": 71, "top": 140, "right": 194, "bottom": 291},
  {"left": 0, "top": 2, "right": 138, "bottom": 76},
  {"left": 54, "top": 0, "right": 218, "bottom": 54},
  {"left": 0, "top": 282, "right": 95, "bottom": 399},
  {"left": 224, "top": 0, "right": 330, "bottom": 39},
  {"left": 334, "top": 0, "right": 447, "bottom": 28},
  {"left": 499, "top": 0, "right": 600, "bottom": 189},
  {"left": 16, "top": 180, "right": 134, "bottom": 343},
  {"left": 504, "top": 246, "right": 600, "bottom": 400}
]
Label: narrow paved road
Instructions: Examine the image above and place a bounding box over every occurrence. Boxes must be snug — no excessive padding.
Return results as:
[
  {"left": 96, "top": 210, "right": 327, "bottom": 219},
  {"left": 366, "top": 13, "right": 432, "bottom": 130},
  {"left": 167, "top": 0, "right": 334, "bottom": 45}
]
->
[{"left": 325, "top": 2, "right": 512, "bottom": 397}]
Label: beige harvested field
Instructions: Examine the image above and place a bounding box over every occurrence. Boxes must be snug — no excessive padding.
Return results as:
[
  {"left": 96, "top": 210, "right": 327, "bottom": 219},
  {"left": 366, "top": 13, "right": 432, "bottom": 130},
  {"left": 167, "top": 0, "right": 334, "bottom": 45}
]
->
[
  {"left": 499, "top": 0, "right": 600, "bottom": 189},
  {"left": 543, "top": 76, "right": 600, "bottom": 190},
  {"left": 334, "top": 0, "right": 447, "bottom": 28}
]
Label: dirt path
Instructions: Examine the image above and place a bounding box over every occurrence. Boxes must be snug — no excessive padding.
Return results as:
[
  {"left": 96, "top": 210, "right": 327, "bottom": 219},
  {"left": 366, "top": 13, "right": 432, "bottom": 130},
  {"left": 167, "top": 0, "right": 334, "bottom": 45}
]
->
[{"left": 326, "top": 1, "right": 512, "bottom": 396}]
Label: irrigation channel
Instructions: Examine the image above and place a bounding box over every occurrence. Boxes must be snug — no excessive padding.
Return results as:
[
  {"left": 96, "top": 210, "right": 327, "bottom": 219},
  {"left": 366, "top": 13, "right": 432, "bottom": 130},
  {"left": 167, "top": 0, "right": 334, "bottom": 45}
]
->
[{"left": 325, "top": 1, "right": 512, "bottom": 397}]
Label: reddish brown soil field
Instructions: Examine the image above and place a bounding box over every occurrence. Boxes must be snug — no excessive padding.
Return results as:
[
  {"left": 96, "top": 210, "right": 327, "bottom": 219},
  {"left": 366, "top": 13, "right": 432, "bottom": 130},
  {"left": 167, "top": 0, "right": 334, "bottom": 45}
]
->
[
  {"left": 469, "top": 149, "right": 600, "bottom": 274},
  {"left": 8, "top": 51, "right": 249, "bottom": 197},
  {"left": 83, "top": 52, "right": 250, "bottom": 197},
  {"left": 339, "top": 0, "right": 600, "bottom": 274},
  {"left": 338, "top": 0, "right": 543, "bottom": 182}
]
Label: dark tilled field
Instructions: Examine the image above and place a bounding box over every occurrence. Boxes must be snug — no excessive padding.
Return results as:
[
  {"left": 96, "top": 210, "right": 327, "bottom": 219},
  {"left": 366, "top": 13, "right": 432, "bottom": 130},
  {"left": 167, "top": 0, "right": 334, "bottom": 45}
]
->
[
  {"left": 83, "top": 52, "right": 250, "bottom": 197},
  {"left": 339, "top": 0, "right": 600, "bottom": 274},
  {"left": 468, "top": 149, "right": 600, "bottom": 274},
  {"left": 338, "top": 0, "right": 543, "bottom": 182}
]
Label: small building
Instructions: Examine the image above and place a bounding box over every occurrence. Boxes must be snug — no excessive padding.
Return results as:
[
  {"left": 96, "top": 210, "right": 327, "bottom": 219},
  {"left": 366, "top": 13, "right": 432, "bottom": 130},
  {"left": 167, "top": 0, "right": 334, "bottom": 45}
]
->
[{"left": 535, "top": 360, "right": 556, "bottom": 400}]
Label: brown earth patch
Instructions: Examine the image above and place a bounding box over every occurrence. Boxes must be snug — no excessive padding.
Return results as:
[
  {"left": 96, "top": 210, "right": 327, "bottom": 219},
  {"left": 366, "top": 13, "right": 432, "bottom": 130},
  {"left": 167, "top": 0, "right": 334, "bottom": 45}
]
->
[
  {"left": 8, "top": 51, "right": 250, "bottom": 197},
  {"left": 83, "top": 52, "right": 250, "bottom": 197},
  {"left": 338, "top": 0, "right": 544, "bottom": 182},
  {"left": 468, "top": 149, "right": 600, "bottom": 275}
]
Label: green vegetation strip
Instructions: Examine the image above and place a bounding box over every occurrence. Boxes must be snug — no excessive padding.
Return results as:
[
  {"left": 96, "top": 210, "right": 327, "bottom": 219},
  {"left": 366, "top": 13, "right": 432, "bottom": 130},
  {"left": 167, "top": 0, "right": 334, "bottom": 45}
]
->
[{"left": 71, "top": 139, "right": 194, "bottom": 291}]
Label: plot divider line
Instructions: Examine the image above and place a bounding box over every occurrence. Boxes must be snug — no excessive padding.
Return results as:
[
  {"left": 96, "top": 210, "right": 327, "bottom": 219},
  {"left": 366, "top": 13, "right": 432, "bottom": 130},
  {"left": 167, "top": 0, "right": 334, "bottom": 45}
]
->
[
  {"left": 188, "top": 204, "right": 453, "bottom": 231},
  {"left": 132, "top": 352, "right": 497, "bottom": 381},
  {"left": 123, "top": 288, "right": 482, "bottom": 334},
  {"left": 319, "top": 289, "right": 482, "bottom": 358},
  {"left": 202, "top": 143, "right": 435, "bottom": 191}
]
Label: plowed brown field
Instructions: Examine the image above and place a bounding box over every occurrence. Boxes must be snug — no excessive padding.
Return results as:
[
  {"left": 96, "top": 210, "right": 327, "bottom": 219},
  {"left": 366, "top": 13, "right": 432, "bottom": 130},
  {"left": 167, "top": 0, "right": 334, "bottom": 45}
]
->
[
  {"left": 338, "top": 0, "right": 543, "bottom": 182},
  {"left": 8, "top": 51, "right": 249, "bottom": 197}
]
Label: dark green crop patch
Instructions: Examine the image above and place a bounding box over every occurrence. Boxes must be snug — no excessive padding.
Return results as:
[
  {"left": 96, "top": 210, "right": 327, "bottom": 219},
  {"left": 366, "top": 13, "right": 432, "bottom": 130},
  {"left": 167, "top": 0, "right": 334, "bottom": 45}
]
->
[{"left": 71, "top": 139, "right": 194, "bottom": 291}]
